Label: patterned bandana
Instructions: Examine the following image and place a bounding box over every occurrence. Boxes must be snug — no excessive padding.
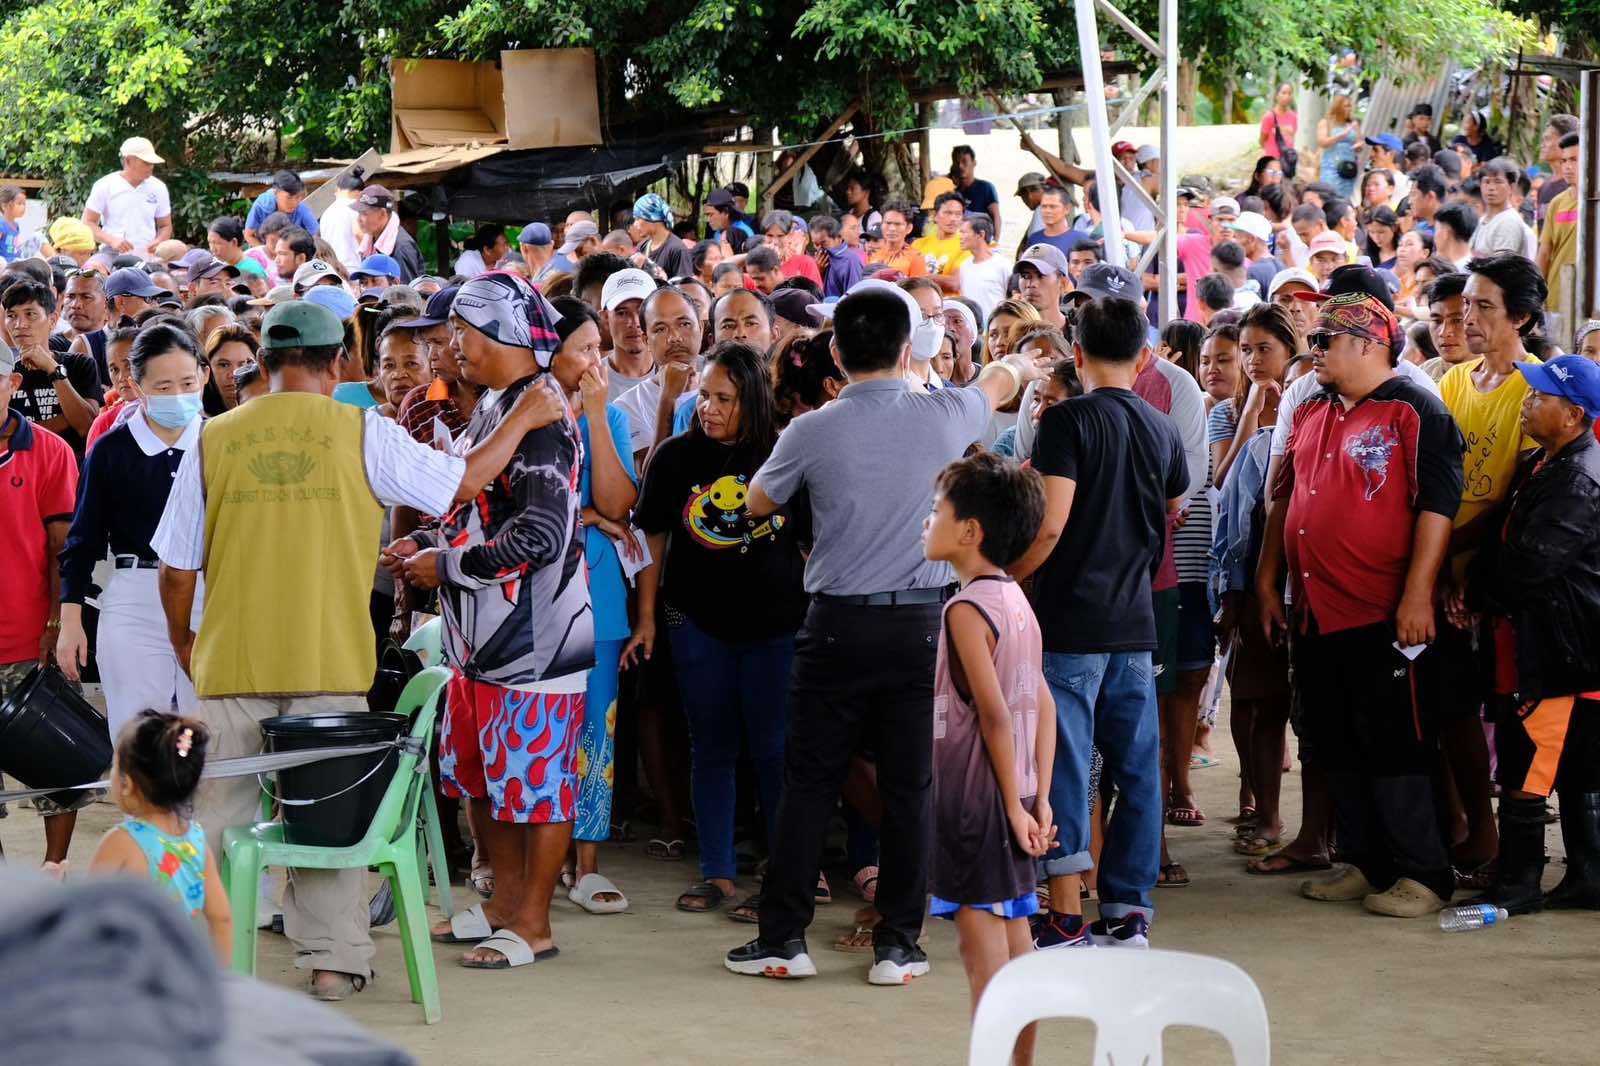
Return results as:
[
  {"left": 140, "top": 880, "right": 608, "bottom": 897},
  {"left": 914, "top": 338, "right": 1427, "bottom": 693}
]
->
[
  {"left": 1317, "top": 292, "right": 1400, "bottom": 352},
  {"left": 451, "top": 271, "right": 563, "bottom": 367}
]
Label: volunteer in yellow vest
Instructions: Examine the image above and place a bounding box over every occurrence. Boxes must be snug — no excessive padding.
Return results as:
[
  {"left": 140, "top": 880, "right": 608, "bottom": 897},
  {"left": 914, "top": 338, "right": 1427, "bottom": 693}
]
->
[
  {"left": 152, "top": 298, "right": 563, "bottom": 1002},
  {"left": 1431, "top": 251, "right": 1549, "bottom": 883}
]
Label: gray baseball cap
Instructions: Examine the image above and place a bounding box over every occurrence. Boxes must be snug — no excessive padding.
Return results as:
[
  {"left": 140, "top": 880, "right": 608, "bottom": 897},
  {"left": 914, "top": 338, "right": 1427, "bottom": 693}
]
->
[{"left": 1018, "top": 243, "right": 1070, "bottom": 277}]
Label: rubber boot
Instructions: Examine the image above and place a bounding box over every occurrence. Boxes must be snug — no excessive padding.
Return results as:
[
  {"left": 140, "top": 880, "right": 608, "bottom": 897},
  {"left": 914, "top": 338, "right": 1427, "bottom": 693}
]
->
[
  {"left": 1546, "top": 791, "right": 1600, "bottom": 910},
  {"left": 1473, "top": 796, "right": 1547, "bottom": 916}
]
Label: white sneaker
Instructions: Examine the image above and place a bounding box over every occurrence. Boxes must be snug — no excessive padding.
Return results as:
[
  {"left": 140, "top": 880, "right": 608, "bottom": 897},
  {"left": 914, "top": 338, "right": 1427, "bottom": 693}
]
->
[{"left": 867, "top": 944, "right": 931, "bottom": 985}]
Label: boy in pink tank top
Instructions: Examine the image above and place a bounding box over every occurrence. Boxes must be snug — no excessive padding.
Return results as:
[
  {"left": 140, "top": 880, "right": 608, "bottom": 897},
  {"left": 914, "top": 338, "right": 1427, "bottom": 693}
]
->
[{"left": 923, "top": 452, "right": 1055, "bottom": 1063}]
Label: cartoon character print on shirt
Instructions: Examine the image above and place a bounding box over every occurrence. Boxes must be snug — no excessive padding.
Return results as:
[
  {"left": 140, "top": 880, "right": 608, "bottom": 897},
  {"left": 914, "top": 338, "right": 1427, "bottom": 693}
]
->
[
  {"left": 1345, "top": 424, "right": 1400, "bottom": 501},
  {"left": 681, "top": 473, "right": 786, "bottom": 551}
]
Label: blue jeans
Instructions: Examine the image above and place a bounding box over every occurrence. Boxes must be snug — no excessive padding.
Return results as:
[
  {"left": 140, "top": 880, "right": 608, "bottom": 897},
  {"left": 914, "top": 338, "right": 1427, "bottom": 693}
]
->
[
  {"left": 668, "top": 616, "right": 795, "bottom": 882},
  {"left": 1041, "top": 650, "right": 1161, "bottom": 921}
]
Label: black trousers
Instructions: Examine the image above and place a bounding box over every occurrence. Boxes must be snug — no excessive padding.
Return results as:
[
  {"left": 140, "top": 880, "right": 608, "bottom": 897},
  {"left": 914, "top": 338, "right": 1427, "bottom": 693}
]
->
[
  {"left": 1294, "top": 620, "right": 1453, "bottom": 899},
  {"left": 759, "top": 599, "right": 941, "bottom": 951}
]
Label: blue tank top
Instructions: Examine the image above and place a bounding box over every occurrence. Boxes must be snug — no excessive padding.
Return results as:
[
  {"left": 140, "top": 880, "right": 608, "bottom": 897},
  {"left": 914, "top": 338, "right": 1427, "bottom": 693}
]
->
[{"left": 120, "top": 816, "right": 207, "bottom": 916}]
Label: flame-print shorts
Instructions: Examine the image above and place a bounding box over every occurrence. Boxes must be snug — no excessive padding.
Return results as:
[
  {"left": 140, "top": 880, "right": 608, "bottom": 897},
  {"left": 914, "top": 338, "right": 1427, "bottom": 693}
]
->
[{"left": 439, "top": 671, "right": 584, "bottom": 824}]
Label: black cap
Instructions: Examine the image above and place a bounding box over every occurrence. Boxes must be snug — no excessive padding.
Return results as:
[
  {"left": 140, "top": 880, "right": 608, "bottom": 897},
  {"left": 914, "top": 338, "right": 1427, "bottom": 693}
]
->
[
  {"left": 391, "top": 284, "right": 460, "bottom": 330},
  {"left": 771, "top": 288, "right": 821, "bottom": 328},
  {"left": 706, "top": 188, "right": 736, "bottom": 209},
  {"left": 1294, "top": 264, "right": 1397, "bottom": 312}
]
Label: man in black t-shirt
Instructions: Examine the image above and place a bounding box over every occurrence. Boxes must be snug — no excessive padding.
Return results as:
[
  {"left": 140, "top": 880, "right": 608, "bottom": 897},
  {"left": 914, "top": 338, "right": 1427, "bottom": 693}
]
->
[
  {"left": 3, "top": 279, "right": 100, "bottom": 456},
  {"left": 1011, "top": 296, "right": 1187, "bottom": 949}
]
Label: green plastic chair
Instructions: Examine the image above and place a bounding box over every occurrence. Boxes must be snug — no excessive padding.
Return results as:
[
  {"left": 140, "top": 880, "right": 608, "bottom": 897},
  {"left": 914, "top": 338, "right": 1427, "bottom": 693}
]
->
[{"left": 224, "top": 665, "right": 453, "bottom": 1023}]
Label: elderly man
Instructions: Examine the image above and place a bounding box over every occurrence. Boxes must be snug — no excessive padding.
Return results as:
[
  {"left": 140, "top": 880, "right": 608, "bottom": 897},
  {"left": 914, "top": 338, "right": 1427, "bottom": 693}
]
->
[
  {"left": 1463, "top": 355, "right": 1600, "bottom": 915},
  {"left": 1260, "top": 289, "right": 1464, "bottom": 919},
  {"left": 354, "top": 185, "right": 424, "bottom": 282},
  {"left": 82, "top": 137, "right": 172, "bottom": 256}
]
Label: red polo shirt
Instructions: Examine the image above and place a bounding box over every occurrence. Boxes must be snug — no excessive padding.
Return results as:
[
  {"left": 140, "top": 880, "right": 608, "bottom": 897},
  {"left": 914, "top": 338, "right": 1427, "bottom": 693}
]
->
[
  {"left": 0, "top": 413, "right": 78, "bottom": 663},
  {"left": 1274, "top": 376, "right": 1463, "bottom": 634}
]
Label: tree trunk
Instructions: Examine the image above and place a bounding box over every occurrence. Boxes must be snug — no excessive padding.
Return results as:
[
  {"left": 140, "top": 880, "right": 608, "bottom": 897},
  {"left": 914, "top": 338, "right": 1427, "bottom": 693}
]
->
[
  {"left": 1222, "top": 72, "right": 1237, "bottom": 127},
  {"left": 1176, "top": 59, "right": 1199, "bottom": 127}
]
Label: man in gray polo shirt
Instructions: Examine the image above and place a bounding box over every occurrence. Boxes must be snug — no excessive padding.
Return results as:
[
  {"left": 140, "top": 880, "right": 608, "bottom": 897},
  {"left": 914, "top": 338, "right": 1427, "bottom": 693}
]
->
[{"left": 724, "top": 285, "right": 1042, "bottom": 985}]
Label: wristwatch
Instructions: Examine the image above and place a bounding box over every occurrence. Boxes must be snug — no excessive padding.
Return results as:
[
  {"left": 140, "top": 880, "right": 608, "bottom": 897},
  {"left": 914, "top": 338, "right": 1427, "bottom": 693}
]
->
[{"left": 49, "top": 365, "right": 68, "bottom": 382}]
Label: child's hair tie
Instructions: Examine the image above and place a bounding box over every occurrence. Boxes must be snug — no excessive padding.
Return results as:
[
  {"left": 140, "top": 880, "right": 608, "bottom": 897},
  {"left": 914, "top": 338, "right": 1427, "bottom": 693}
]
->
[{"left": 176, "top": 727, "right": 194, "bottom": 758}]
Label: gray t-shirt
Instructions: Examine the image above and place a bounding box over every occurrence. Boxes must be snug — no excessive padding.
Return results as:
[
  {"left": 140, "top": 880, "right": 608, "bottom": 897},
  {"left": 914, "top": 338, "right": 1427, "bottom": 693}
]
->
[{"left": 754, "top": 377, "right": 989, "bottom": 595}]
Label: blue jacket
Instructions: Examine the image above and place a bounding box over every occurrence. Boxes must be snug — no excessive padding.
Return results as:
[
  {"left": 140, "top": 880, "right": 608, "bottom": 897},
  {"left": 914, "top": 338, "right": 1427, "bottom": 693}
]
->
[{"left": 1209, "top": 426, "right": 1273, "bottom": 613}]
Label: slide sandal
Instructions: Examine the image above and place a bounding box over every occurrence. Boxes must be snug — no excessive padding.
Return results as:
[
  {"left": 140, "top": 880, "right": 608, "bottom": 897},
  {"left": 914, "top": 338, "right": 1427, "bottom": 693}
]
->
[
  {"left": 569, "top": 872, "right": 629, "bottom": 914},
  {"left": 460, "top": 929, "right": 560, "bottom": 970},
  {"left": 431, "top": 903, "right": 492, "bottom": 943}
]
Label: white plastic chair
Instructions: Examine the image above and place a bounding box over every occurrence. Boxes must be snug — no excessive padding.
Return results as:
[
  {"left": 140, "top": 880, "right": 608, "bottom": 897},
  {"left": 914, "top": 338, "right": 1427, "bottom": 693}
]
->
[{"left": 967, "top": 948, "right": 1270, "bottom": 1066}]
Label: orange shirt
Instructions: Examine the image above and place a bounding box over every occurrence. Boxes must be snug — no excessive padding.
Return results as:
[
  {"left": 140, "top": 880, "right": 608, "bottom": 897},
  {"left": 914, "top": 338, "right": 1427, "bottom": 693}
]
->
[{"left": 867, "top": 244, "right": 928, "bottom": 277}]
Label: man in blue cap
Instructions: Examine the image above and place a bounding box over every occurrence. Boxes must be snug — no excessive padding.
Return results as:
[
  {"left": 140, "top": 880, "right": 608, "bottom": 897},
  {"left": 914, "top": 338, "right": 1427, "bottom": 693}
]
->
[
  {"left": 517, "top": 222, "right": 561, "bottom": 282},
  {"left": 104, "top": 266, "right": 165, "bottom": 322},
  {"left": 632, "top": 192, "right": 693, "bottom": 279},
  {"left": 1365, "top": 133, "right": 1409, "bottom": 204},
  {"left": 1460, "top": 354, "right": 1600, "bottom": 916},
  {"left": 350, "top": 253, "right": 401, "bottom": 297}
]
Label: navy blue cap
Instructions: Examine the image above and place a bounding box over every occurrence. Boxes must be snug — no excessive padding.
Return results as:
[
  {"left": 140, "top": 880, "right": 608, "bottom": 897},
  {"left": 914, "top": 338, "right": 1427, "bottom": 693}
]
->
[
  {"left": 391, "top": 284, "right": 461, "bottom": 330},
  {"left": 518, "top": 222, "right": 551, "bottom": 246},
  {"left": 105, "top": 267, "right": 164, "bottom": 299}
]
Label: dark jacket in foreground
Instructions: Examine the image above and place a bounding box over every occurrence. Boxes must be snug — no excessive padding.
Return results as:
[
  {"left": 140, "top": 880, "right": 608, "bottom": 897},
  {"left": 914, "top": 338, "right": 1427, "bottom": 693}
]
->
[{"left": 1468, "top": 431, "right": 1600, "bottom": 702}]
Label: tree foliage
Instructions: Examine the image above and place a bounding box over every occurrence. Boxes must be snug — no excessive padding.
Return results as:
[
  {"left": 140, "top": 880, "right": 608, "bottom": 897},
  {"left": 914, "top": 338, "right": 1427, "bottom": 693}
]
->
[{"left": 0, "top": 0, "right": 1544, "bottom": 235}]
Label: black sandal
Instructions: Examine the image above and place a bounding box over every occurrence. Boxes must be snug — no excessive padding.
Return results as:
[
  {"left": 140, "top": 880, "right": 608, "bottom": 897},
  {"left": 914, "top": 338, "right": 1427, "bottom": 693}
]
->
[
  {"left": 728, "top": 892, "right": 762, "bottom": 924},
  {"left": 675, "top": 880, "right": 730, "bottom": 913}
]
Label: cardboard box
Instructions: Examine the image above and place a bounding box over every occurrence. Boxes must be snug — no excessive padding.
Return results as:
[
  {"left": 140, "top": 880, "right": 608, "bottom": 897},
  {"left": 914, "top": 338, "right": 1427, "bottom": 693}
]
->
[{"left": 390, "top": 49, "right": 602, "bottom": 153}]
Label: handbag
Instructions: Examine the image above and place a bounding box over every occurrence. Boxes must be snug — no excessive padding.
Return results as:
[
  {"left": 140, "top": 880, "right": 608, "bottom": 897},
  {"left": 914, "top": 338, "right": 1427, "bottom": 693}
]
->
[
  {"left": 1337, "top": 158, "right": 1359, "bottom": 180},
  {"left": 1270, "top": 112, "right": 1299, "bottom": 180}
]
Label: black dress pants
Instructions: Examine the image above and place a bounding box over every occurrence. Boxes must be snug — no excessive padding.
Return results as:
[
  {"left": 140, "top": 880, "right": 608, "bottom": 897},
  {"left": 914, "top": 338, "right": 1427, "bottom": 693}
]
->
[{"left": 759, "top": 599, "right": 941, "bottom": 951}]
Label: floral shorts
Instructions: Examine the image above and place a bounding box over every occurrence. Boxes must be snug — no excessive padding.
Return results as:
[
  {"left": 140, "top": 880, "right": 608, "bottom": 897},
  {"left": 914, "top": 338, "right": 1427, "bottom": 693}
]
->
[{"left": 439, "top": 671, "right": 584, "bottom": 824}]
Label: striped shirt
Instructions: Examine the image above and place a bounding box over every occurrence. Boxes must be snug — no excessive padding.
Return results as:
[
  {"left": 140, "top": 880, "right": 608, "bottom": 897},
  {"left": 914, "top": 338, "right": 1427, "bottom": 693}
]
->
[{"left": 152, "top": 405, "right": 464, "bottom": 571}]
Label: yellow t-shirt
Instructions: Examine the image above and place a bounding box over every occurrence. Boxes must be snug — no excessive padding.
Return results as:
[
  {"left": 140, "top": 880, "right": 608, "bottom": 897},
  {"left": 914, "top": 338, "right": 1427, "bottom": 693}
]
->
[
  {"left": 911, "top": 233, "right": 970, "bottom": 276},
  {"left": 1440, "top": 354, "right": 1541, "bottom": 534},
  {"left": 1541, "top": 186, "right": 1579, "bottom": 318}
]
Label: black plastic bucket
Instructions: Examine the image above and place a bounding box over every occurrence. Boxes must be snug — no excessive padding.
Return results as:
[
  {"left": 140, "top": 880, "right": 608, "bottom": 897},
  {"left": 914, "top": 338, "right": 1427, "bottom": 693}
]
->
[
  {"left": 260, "top": 713, "right": 408, "bottom": 847},
  {"left": 0, "top": 664, "right": 113, "bottom": 806}
]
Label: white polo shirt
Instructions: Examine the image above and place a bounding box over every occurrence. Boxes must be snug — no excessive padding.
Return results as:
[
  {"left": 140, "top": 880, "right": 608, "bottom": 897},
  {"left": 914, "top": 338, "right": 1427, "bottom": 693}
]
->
[{"left": 85, "top": 172, "right": 171, "bottom": 254}]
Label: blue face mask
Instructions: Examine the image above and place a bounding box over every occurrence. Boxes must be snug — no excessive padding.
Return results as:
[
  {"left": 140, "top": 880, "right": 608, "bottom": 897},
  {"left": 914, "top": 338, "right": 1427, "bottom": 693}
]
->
[{"left": 144, "top": 391, "right": 203, "bottom": 429}]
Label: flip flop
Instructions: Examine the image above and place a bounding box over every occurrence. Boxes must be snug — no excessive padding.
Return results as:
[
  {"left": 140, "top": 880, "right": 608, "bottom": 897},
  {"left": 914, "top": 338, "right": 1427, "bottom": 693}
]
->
[
  {"left": 460, "top": 929, "right": 560, "bottom": 970},
  {"left": 1157, "top": 862, "right": 1191, "bottom": 887},
  {"left": 569, "top": 872, "right": 629, "bottom": 915},
  {"left": 1246, "top": 852, "right": 1333, "bottom": 875},
  {"left": 833, "top": 926, "right": 875, "bottom": 954},
  {"left": 1228, "top": 806, "right": 1258, "bottom": 826},
  {"left": 646, "top": 838, "right": 686, "bottom": 861},
  {"left": 1233, "top": 834, "right": 1283, "bottom": 856},
  {"left": 1190, "top": 753, "right": 1220, "bottom": 769},
  {"left": 852, "top": 865, "right": 879, "bottom": 904},
  {"left": 1166, "top": 806, "right": 1206, "bottom": 827},
  {"left": 432, "top": 903, "right": 493, "bottom": 943},
  {"left": 814, "top": 873, "right": 832, "bottom": 905}
]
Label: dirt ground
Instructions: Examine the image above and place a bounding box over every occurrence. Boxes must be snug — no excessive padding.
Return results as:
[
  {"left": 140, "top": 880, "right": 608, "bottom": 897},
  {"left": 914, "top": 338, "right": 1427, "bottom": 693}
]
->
[{"left": 8, "top": 704, "right": 1599, "bottom": 1066}]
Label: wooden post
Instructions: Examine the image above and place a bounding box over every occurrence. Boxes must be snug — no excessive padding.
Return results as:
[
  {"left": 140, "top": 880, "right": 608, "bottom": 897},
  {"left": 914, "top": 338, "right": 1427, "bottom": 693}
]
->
[
  {"left": 1053, "top": 91, "right": 1079, "bottom": 165},
  {"left": 762, "top": 101, "right": 861, "bottom": 211},
  {"left": 917, "top": 103, "right": 933, "bottom": 193}
]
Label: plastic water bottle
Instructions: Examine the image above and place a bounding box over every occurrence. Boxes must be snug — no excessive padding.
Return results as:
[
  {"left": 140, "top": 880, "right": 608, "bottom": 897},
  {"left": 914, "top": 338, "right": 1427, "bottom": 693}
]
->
[{"left": 1438, "top": 903, "right": 1509, "bottom": 931}]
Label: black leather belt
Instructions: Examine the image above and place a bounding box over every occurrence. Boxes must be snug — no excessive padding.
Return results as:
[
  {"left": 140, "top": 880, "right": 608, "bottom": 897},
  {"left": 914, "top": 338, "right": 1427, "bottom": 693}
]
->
[
  {"left": 814, "top": 585, "right": 954, "bottom": 608},
  {"left": 113, "top": 556, "right": 160, "bottom": 570}
]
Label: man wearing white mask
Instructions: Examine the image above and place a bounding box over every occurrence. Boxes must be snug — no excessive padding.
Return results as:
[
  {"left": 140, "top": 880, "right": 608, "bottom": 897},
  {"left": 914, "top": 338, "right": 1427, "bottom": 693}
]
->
[{"left": 83, "top": 137, "right": 173, "bottom": 256}]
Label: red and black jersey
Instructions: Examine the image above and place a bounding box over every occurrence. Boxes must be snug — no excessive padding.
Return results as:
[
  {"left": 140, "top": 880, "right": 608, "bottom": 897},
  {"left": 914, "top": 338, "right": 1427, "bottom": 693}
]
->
[{"left": 1274, "top": 375, "right": 1464, "bottom": 634}]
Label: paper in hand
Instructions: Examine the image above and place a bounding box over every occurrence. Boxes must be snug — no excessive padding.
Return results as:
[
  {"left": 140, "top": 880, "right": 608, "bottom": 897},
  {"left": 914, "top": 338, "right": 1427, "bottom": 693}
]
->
[
  {"left": 619, "top": 526, "right": 652, "bottom": 586},
  {"left": 1392, "top": 641, "right": 1428, "bottom": 661}
]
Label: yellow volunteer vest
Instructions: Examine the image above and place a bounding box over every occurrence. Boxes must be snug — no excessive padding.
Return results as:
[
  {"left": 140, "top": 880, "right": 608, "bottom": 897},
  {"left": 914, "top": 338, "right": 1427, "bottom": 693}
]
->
[{"left": 193, "top": 392, "right": 383, "bottom": 698}]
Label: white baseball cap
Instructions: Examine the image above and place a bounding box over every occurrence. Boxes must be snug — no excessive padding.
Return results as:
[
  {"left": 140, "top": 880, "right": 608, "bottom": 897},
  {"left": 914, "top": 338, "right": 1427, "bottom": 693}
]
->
[
  {"left": 1224, "top": 211, "right": 1273, "bottom": 243},
  {"left": 1134, "top": 144, "right": 1160, "bottom": 165},
  {"left": 119, "top": 137, "right": 164, "bottom": 165},
  {"left": 292, "top": 258, "right": 340, "bottom": 293},
  {"left": 601, "top": 268, "right": 656, "bottom": 311},
  {"left": 806, "top": 277, "right": 921, "bottom": 334},
  {"left": 1267, "top": 267, "right": 1320, "bottom": 301},
  {"left": 1210, "top": 196, "right": 1241, "bottom": 218}
]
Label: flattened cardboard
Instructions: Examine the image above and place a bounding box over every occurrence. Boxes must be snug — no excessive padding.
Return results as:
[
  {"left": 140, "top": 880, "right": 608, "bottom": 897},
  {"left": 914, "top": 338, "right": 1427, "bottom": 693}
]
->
[{"left": 389, "top": 50, "right": 601, "bottom": 153}]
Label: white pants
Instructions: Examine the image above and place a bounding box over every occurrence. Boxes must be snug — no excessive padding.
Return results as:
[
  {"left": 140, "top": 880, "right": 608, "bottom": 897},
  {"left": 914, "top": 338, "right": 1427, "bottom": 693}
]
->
[{"left": 95, "top": 566, "right": 204, "bottom": 739}]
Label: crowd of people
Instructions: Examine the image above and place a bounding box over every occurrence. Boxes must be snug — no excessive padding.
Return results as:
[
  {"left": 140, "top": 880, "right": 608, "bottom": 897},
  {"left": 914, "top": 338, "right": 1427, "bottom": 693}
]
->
[{"left": 1, "top": 99, "right": 1598, "bottom": 1057}]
